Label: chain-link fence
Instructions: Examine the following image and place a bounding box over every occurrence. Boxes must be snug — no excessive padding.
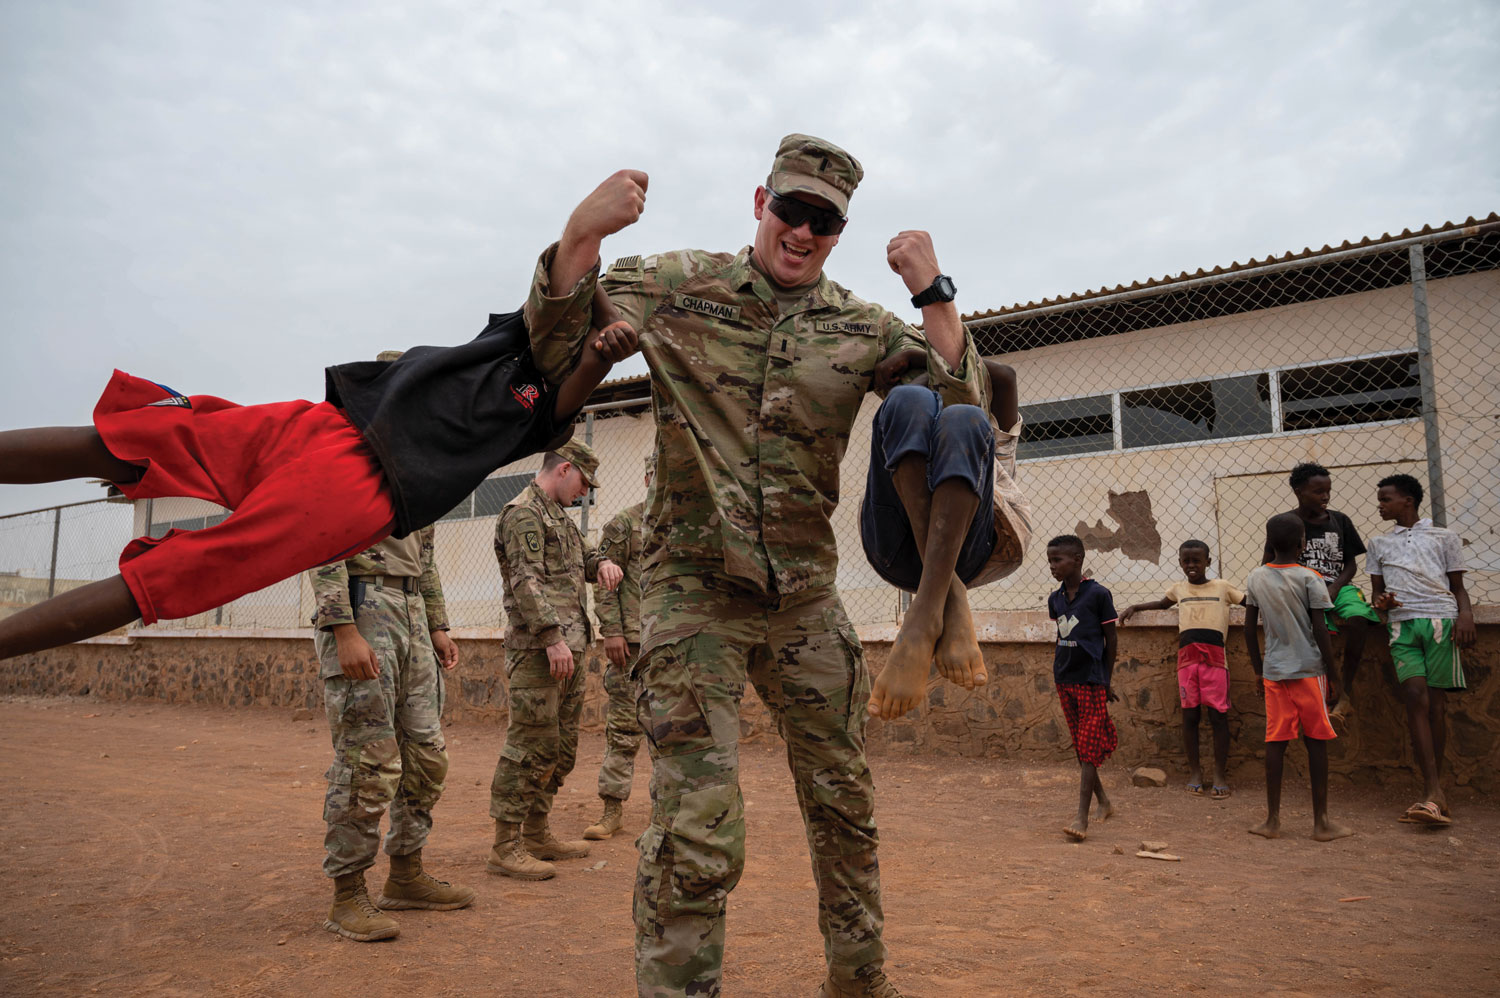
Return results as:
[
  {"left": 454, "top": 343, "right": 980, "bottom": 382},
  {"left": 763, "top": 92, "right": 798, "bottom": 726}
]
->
[{"left": 2, "top": 221, "right": 1496, "bottom": 633}]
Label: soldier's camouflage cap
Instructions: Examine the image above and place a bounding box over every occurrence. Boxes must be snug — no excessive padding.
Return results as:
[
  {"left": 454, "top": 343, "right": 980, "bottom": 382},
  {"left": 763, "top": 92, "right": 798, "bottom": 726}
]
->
[
  {"left": 555, "top": 438, "right": 600, "bottom": 488},
  {"left": 766, "top": 133, "right": 864, "bottom": 217}
]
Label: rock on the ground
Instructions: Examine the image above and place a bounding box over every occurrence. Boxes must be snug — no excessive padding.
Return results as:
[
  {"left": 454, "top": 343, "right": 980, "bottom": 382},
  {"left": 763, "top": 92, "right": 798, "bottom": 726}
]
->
[
  {"left": 1140, "top": 840, "right": 1169, "bottom": 853},
  {"left": 1131, "top": 767, "right": 1168, "bottom": 787},
  {"left": 291, "top": 708, "right": 316, "bottom": 721}
]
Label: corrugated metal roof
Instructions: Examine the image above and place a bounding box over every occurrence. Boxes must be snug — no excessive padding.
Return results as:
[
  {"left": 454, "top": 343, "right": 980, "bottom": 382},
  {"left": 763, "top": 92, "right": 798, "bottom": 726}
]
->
[{"left": 959, "top": 213, "right": 1500, "bottom": 323}]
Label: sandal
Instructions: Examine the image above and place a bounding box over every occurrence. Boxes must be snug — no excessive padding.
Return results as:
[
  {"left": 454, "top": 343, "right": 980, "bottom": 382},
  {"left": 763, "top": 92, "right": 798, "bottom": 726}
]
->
[
  {"left": 1403, "top": 801, "right": 1452, "bottom": 826},
  {"left": 1186, "top": 783, "right": 1205, "bottom": 796},
  {"left": 1210, "top": 786, "right": 1232, "bottom": 800}
]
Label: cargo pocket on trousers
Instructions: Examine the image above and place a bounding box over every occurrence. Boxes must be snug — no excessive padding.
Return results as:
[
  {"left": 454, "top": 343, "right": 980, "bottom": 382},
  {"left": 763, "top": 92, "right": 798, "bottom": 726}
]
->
[
  {"left": 322, "top": 761, "right": 357, "bottom": 823},
  {"left": 834, "top": 620, "right": 868, "bottom": 733},
  {"left": 636, "top": 640, "right": 712, "bottom": 759}
]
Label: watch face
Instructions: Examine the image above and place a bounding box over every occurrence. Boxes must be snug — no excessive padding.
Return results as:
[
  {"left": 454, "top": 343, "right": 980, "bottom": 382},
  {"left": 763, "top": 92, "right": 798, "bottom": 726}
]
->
[{"left": 935, "top": 275, "right": 957, "bottom": 299}]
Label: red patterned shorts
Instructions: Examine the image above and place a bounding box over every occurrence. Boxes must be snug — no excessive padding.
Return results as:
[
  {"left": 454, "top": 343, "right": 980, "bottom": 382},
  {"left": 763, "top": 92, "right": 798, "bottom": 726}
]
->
[{"left": 1057, "top": 682, "right": 1118, "bottom": 767}]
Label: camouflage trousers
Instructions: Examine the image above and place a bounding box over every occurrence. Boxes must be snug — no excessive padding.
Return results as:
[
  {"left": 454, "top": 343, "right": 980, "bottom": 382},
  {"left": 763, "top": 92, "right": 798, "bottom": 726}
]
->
[
  {"left": 633, "top": 576, "right": 882, "bottom": 998},
  {"left": 488, "top": 645, "right": 586, "bottom": 824},
  {"left": 314, "top": 583, "right": 447, "bottom": 879},
  {"left": 598, "top": 646, "right": 645, "bottom": 801}
]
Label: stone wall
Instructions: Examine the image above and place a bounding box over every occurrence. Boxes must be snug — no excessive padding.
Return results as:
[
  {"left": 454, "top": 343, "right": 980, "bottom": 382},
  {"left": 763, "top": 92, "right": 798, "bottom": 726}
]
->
[{"left": 4, "top": 619, "right": 1495, "bottom": 791}]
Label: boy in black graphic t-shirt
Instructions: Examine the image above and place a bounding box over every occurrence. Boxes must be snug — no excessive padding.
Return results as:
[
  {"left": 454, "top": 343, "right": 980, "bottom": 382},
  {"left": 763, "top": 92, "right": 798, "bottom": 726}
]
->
[{"left": 1263, "top": 463, "right": 1381, "bottom": 724}]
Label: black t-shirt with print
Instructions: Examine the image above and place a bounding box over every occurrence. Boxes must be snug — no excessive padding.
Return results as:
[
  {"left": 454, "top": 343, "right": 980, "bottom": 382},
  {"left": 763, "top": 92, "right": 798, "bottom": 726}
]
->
[
  {"left": 325, "top": 309, "right": 572, "bottom": 538},
  {"left": 1298, "top": 509, "right": 1366, "bottom": 582}
]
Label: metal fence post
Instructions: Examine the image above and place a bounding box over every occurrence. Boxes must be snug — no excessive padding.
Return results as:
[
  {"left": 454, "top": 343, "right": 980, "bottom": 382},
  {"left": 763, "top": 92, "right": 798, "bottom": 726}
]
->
[
  {"left": 47, "top": 506, "right": 61, "bottom": 598},
  {"left": 580, "top": 411, "right": 595, "bottom": 535},
  {"left": 1408, "top": 244, "right": 1447, "bottom": 527}
]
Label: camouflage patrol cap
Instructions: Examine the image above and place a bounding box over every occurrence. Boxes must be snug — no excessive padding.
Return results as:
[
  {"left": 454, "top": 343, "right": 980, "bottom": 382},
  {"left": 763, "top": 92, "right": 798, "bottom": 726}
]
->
[
  {"left": 766, "top": 133, "right": 863, "bottom": 216},
  {"left": 376, "top": 350, "right": 403, "bottom": 362},
  {"left": 554, "top": 438, "right": 600, "bottom": 488}
]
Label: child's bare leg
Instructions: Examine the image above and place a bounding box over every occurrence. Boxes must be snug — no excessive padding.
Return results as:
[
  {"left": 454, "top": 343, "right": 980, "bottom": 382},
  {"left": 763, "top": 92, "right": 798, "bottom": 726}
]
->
[
  {"left": 1092, "top": 770, "right": 1114, "bottom": 820},
  {"left": 1249, "top": 741, "right": 1286, "bottom": 838},
  {"left": 870, "top": 467, "right": 977, "bottom": 718},
  {"left": 1429, "top": 687, "right": 1449, "bottom": 812},
  {"left": 1308, "top": 737, "right": 1353, "bottom": 841},
  {"left": 1331, "top": 616, "right": 1368, "bottom": 722},
  {"left": 0, "top": 427, "right": 142, "bottom": 485},
  {"left": 1065, "top": 763, "right": 1097, "bottom": 840},
  {"left": 1401, "top": 677, "right": 1445, "bottom": 810},
  {"left": 1181, "top": 705, "right": 1204, "bottom": 789},
  {"left": 0, "top": 575, "right": 140, "bottom": 660},
  {"left": 1208, "top": 708, "right": 1230, "bottom": 790},
  {"left": 934, "top": 574, "right": 986, "bottom": 689}
]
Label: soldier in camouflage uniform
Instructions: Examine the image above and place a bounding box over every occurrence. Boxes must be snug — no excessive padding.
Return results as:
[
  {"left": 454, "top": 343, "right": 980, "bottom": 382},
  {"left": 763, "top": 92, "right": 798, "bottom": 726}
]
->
[
  {"left": 526, "top": 137, "right": 986, "bottom": 998},
  {"left": 583, "top": 458, "right": 652, "bottom": 840},
  {"left": 311, "top": 416, "right": 474, "bottom": 941},
  {"left": 487, "top": 438, "right": 623, "bottom": 880}
]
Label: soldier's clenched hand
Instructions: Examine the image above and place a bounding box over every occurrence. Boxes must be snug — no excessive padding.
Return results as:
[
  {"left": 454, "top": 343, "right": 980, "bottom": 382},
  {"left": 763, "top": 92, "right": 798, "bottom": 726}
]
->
[
  {"left": 547, "top": 640, "right": 575, "bottom": 679},
  {"left": 431, "top": 629, "right": 459, "bottom": 671},
  {"left": 333, "top": 625, "right": 380, "bottom": 680},
  {"left": 597, "top": 558, "right": 624, "bottom": 591},
  {"left": 886, "top": 230, "right": 942, "bottom": 297},
  {"left": 604, "top": 635, "right": 629, "bottom": 669},
  {"left": 566, "top": 169, "right": 649, "bottom": 243}
]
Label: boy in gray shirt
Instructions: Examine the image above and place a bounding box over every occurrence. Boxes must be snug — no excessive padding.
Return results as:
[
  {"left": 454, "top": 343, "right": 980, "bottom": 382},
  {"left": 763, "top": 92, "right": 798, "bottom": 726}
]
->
[{"left": 1243, "top": 513, "right": 1352, "bottom": 842}]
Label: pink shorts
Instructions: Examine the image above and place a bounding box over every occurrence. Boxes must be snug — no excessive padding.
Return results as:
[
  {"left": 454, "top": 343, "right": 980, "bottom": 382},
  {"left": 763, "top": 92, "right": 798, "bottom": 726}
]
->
[
  {"left": 94, "top": 371, "right": 395, "bottom": 625},
  {"left": 1177, "top": 656, "right": 1231, "bottom": 712}
]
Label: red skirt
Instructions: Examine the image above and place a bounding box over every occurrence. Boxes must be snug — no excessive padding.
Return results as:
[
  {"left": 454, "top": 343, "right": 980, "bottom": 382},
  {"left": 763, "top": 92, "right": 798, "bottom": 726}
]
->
[{"left": 94, "top": 371, "right": 394, "bottom": 624}]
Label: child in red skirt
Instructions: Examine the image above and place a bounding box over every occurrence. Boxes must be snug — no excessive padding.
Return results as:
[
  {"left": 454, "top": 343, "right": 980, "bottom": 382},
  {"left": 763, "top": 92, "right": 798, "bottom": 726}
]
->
[
  {"left": 0, "top": 293, "right": 634, "bottom": 659},
  {"left": 1046, "top": 534, "right": 1119, "bottom": 842}
]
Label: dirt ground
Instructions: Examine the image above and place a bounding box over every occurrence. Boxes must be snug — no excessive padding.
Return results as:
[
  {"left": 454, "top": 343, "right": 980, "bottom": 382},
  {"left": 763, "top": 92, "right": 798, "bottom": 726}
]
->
[{"left": 1, "top": 697, "right": 1495, "bottom": 997}]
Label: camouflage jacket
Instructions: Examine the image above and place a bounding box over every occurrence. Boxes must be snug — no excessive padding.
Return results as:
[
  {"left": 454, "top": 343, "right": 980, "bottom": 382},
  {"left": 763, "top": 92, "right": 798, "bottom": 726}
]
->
[
  {"left": 496, "top": 480, "right": 606, "bottom": 652},
  {"left": 594, "top": 501, "right": 645, "bottom": 643},
  {"left": 527, "top": 243, "right": 986, "bottom": 598},
  {"left": 310, "top": 526, "right": 448, "bottom": 631}
]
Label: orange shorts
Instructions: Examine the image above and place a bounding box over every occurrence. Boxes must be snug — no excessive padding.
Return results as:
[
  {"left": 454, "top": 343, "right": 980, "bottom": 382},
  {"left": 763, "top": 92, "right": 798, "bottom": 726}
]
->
[{"left": 1263, "top": 676, "right": 1336, "bottom": 742}]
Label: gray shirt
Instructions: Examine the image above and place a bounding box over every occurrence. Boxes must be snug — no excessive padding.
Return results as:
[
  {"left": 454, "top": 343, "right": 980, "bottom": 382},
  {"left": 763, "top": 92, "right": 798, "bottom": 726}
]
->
[
  {"left": 1245, "top": 564, "right": 1334, "bottom": 681},
  {"left": 1366, "top": 519, "right": 1465, "bottom": 622}
]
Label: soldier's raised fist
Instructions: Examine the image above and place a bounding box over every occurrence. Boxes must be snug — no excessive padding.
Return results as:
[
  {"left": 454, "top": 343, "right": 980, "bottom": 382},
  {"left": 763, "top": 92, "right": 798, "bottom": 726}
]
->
[{"left": 566, "top": 169, "right": 650, "bottom": 243}]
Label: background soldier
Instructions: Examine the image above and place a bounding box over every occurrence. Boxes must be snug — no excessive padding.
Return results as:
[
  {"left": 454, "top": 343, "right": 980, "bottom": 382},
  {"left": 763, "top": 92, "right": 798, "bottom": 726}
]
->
[
  {"left": 311, "top": 391, "right": 473, "bottom": 942},
  {"left": 528, "top": 136, "right": 983, "bottom": 998},
  {"left": 487, "top": 438, "right": 622, "bottom": 880},
  {"left": 584, "top": 458, "right": 651, "bottom": 840}
]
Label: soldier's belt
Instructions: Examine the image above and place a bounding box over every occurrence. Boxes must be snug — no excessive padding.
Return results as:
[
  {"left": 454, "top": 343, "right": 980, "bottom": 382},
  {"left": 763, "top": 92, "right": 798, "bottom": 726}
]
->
[{"left": 349, "top": 574, "right": 420, "bottom": 593}]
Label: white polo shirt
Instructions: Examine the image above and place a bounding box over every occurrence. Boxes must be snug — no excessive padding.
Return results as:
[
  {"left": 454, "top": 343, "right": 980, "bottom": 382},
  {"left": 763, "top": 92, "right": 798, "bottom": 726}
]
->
[{"left": 1366, "top": 519, "right": 1465, "bottom": 622}]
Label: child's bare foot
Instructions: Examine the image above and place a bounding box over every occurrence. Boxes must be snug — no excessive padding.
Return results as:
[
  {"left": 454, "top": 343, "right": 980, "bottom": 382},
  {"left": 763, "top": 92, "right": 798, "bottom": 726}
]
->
[
  {"left": 1248, "top": 816, "right": 1281, "bottom": 839},
  {"left": 1094, "top": 799, "right": 1114, "bottom": 821},
  {"left": 1313, "top": 818, "right": 1354, "bottom": 841},
  {"left": 933, "top": 578, "right": 986, "bottom": 690},
  {"left": 868, "top": 620, "right": 936, "bottom": 719},
  {"left": 1063, "top": 822, "right": 1088, "bottom": 841}
]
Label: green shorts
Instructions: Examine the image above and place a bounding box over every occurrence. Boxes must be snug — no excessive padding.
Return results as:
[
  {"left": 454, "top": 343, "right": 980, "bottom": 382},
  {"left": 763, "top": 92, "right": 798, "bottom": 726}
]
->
[
  {"left": 1387, "top": 617, "right": 1467, "bottom": 689},
  {"left": 1325, "top": 584, "right": 1381, "bottom": 633}
]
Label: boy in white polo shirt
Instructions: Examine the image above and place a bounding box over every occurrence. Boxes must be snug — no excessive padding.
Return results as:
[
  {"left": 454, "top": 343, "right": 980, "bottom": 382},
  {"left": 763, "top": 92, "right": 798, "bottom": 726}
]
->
[{"left": 1367, "top": 473, "right": 1476, "bottom": 826}]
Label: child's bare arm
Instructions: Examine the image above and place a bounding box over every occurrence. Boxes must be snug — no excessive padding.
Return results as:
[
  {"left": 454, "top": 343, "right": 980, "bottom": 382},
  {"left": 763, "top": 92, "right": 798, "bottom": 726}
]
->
[
  {"left": 1102, "top": 621, "right": 1118, "bottom": 701},
  {"left": 1120, "top": 596, "right": 1175, "bottom": 622},
  {"left": 982, "top": 358, "right": 1020, "bottom": 431},
  {"left": 1370, "top": 575, "right": 1400, "bottom": 611},
  {"left": 1243, "top": 605, "right": 1264, "bottom": 696},
  {"left": 874, "top": 348, "right": 927, "bottom": 391},
  {"left": 551, "top": 287, "right": 638, "bottom": 419},
  {"left": 1451, "top": 571, "right": 1476, "bottom": 648}
]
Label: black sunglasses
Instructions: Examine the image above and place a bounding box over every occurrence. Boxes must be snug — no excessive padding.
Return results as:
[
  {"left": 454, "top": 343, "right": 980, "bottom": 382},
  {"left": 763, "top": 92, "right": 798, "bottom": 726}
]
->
[{"left": 765, "top": 188, "right": 848, "bottom": 237}]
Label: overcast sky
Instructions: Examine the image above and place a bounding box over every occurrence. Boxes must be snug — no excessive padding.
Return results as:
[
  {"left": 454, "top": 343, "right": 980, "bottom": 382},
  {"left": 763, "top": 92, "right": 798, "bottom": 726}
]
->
[{"left": 2, "top": 0, "right": 1496, "bottom": 516}]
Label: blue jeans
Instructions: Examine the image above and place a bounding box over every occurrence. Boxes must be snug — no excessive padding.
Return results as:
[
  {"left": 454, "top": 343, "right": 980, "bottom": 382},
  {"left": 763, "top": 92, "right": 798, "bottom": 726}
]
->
[{"left": 859, "top": 385, "right": 995, "bottom": 592}]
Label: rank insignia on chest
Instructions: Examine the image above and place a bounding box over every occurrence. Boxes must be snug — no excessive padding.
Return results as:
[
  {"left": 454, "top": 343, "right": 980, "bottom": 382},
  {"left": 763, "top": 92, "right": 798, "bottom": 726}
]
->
[
  {"left": 525, "top": 531, "right": 541, "bottom": 553},
  {"left": 674, "top": 293, "right": 741, "bottom": 322}
]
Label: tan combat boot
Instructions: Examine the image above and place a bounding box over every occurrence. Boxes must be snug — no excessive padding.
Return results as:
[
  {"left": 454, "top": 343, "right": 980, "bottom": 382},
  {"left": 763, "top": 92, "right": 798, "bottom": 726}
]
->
[
  {"left": 522, "top": 811, "right": 591, "bottom": 860},
  {"left": 582, "top": 797, "right": 625, "bottom": 840},
  {"left": 378, "top": 849, "right": 477, "bottom": 910},
  {"left": 324, "top": 871, "right": 400, "bottom": 942},
  {"left": 486, "top": 820, "right": 555, "bottom": 881},
  {"left": 818, "top": 972, "right": 906, "bottom": 998}
]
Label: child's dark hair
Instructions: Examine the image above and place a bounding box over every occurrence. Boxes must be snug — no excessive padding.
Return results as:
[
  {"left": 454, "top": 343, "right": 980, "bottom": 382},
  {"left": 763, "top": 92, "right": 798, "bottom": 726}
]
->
[
  {"left": 1178, "top": 538, "right": 1211, "bottom": 558},
  {"left": 1046, "top": 534, "right": 1085, "bottom": 555},
  {"left": 1378, "top": 473, "right": 1424, "bottom": 508},
  {"left": 1265, "top": 512, "right": 1305, "bottom": 552},
  {"left": 1289, "top": 462, "right": 1330, "bottom": 490}
]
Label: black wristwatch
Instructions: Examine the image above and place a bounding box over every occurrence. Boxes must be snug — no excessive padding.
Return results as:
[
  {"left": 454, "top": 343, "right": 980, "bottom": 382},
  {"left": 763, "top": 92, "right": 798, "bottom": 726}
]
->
[{"left": 911, "top": 274, "right": 957, "bottom": 308}]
